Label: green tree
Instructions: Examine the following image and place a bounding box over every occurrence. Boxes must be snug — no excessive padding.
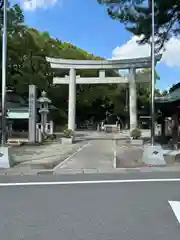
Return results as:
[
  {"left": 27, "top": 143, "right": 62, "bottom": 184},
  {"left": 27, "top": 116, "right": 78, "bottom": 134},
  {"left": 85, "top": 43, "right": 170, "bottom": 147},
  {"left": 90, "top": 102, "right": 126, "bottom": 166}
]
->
[{"left": 97, "top": 0, "right": 179, "bottom": 50}]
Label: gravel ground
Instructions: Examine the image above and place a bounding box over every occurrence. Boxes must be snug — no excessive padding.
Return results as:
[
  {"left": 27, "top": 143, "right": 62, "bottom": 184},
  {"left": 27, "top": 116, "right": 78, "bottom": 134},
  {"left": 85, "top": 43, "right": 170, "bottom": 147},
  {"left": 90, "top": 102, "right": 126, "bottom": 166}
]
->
[
  {"left": 10, "top": 140, "right": 87, "bottom": 169},
  {"left": 116, "top": 144, "right": 144, "bottom": 168}
]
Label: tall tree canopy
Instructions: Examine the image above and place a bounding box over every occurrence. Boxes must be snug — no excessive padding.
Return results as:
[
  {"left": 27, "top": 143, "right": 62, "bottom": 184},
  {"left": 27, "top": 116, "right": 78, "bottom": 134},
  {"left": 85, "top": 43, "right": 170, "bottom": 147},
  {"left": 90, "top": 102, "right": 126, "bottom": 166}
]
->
[{"left": 97, "top": 0, "right": 179, "bottom": 50}]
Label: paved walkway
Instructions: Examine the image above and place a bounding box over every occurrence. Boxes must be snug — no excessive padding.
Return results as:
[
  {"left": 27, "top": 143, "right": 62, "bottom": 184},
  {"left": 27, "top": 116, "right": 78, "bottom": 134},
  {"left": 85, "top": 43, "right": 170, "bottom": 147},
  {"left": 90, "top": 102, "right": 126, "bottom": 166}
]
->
[{"left": 55, "top": 139, "right": 114, "bottom": 172}]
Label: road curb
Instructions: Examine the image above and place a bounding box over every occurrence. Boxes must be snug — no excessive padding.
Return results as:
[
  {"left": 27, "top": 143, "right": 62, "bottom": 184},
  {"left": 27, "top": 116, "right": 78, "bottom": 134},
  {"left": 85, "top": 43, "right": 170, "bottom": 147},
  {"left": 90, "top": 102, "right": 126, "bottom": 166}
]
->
[
  {"left": 52, "top": 167, "right": 180, "bottom": 175},
  {"left": 0, "top": 165, "right": 180, "bottom": 176}
]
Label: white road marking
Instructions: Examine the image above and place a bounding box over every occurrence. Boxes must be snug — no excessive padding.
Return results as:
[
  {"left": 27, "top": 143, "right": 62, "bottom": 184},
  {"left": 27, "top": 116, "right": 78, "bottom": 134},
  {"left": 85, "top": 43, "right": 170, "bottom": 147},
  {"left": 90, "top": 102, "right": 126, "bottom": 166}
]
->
[
  {"left": 169, "top": 201, "right": 180, "bottom": 223},
  {"left": 0, "top": 178, "right": 180, "bottom": 187},
  {"left": 53, "top": 141, "right": 90, "bottom": 171}
]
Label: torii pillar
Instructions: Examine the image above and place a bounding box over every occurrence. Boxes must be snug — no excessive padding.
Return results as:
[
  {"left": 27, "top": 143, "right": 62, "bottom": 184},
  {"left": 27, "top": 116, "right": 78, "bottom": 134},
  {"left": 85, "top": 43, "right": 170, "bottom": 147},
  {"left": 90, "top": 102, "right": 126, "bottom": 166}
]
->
[
  {"left": 68, "top": 68, "right": 76, "bottom": 131},
  {"left": 129, "top": 68, "right": 137, "bottom": 131}
]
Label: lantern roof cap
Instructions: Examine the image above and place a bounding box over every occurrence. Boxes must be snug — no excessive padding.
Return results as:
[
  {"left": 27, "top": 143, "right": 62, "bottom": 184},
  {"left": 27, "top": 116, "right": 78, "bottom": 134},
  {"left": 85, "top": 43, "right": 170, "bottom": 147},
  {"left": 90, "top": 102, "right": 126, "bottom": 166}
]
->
[{"left": 37, "top": 91, "right": 51, "bottom": 103}]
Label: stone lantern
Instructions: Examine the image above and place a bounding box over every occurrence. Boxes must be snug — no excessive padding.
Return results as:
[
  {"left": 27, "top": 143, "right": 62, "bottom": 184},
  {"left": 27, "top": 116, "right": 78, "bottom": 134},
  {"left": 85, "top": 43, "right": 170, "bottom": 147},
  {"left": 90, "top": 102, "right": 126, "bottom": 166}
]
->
[{"left": 37, "top": 91, "right": 51, "bottom": 135}]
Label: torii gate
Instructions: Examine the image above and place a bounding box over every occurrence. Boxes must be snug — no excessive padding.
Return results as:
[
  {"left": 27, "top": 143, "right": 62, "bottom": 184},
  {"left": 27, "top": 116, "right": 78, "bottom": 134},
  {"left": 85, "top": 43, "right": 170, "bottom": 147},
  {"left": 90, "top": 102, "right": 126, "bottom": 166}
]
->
[{"left": 46, "top": 55, "right": 161, "bottom": 132}]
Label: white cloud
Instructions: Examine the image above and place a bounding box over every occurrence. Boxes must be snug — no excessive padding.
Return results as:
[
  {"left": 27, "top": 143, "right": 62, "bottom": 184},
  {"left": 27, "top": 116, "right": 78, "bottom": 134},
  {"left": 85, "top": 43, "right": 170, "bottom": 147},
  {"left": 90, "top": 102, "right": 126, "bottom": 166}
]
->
[
  {"left": 22, "top": 0, "right": 58, "bottom": 11},
  {"left": 112, "top": 35, "right": 180, "bottom": 68}
]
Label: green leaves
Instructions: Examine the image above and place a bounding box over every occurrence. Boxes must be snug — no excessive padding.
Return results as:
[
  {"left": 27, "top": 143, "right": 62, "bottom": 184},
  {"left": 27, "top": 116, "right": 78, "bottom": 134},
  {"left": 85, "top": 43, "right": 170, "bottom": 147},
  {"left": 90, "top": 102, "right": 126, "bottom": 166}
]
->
[{"left": 98, "top": 0, "right": 180, "bottom": 50}]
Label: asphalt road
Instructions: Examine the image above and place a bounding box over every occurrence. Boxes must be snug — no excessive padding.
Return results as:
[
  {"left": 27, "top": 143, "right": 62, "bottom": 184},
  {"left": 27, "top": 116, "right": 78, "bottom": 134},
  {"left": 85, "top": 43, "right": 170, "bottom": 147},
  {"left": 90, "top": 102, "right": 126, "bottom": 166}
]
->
[{"left": 1, "top": 172, "right": 180, "bottom": 239}]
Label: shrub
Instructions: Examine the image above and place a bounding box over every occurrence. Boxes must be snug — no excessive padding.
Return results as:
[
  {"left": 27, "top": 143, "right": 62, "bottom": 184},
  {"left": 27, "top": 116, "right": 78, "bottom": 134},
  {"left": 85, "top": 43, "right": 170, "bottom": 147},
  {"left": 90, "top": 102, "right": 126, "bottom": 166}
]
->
[
  {"left": 62, "top": 124, "right": 68, "bottom": 131},
  {"left": 46, "top": 134, "right": 56, "bottom": 140},
  {"left": 63, "top": 129, "right": 73, "bottom": 138},
  {"left": 130, "top": 128, "right": 142, "bottom": 139}
]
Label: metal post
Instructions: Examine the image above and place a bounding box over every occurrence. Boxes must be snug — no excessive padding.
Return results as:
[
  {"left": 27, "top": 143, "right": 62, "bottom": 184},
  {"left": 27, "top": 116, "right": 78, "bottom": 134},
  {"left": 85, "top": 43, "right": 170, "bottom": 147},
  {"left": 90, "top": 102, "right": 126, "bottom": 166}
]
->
[
  {"left": 125, "top": 84, "right": 128, "bottom": 129},
  {"left": 151, "top": 0, "right": 155, "bottom": 146},
  {"left": 1, "top": 0, "right": 7, "bottom": 146}
]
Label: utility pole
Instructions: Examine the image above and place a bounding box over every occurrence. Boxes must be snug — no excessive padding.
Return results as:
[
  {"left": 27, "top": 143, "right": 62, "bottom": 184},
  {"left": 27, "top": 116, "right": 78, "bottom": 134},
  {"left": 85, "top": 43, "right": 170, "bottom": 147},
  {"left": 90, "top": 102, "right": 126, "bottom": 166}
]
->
[
  {"left": 142, "top": 0, "right": 166, "bottom": 166},
  {"left": 1, "top": 0, "right": 7, "bottom": 146},
  {"left": 150, "top": 0, "right": 155, "bottom": 145}
]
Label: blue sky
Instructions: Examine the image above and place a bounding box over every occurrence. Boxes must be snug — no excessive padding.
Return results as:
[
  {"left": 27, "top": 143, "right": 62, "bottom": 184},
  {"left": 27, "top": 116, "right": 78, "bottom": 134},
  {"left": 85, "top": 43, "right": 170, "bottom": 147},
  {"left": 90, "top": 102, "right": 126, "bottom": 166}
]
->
[{"left": 14, "top": 0, "right": 180, "bottom": 90}]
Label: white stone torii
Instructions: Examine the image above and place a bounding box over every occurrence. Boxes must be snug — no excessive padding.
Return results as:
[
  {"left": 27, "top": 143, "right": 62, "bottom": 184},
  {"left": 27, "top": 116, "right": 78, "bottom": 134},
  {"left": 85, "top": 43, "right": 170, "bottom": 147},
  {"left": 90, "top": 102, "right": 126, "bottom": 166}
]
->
[
  {"left": 46, "top": 55, "right": 161, "bottom": 132},
  {"left": 53, "top": 73, "right": 150, "bottom": 85}
]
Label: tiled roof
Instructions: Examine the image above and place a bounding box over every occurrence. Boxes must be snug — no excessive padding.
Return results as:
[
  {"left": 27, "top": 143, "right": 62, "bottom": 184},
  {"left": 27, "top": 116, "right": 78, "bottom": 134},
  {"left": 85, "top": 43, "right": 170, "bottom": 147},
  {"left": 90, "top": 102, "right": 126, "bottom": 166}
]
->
[
  {"left": 0, "top": 92, "right": 57, "bottom": 110},
  {"left": 155, "top": 87, "right": 180, "bottom": 103}
]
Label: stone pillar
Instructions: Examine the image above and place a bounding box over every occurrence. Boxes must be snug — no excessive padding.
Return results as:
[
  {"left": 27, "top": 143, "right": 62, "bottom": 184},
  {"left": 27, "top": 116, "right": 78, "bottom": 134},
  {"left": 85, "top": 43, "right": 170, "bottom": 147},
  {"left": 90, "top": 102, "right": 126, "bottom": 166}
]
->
[
  {"left": 68, "top": 68, "right": 76, "bottom": 131},
  {"left": 41, "top": 113, "right": 46, "bottom": 135},
  {"left": 129, "top": 68, "right": 137, "bottom": 131},
  {"left": 28, "top": 85, "right": 37, "bottom": 143},
  {"left": 49, "top": 121, "right": 53, "bottom": 135}
]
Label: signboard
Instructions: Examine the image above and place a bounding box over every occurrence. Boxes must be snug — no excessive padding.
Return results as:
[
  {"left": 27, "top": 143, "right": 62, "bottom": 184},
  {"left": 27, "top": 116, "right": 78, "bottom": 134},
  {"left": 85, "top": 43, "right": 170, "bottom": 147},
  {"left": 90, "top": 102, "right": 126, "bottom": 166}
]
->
[
  {"left": 7, "top": 112, "right": 29, "bottom": 119},
  {"left": 28, "top": 85, "right": 37, "bottom": 143}
]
